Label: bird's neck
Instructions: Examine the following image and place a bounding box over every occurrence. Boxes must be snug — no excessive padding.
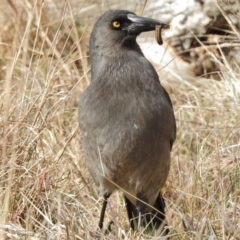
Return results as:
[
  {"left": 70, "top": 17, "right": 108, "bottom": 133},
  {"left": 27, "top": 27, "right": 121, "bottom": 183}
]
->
[{"left": 90, "top": 40, "right": 144, "bottom": 81}]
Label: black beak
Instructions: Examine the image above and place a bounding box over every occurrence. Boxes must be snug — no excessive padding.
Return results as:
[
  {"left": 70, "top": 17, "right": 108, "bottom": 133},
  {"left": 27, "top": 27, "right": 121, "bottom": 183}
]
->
[{"left": 126, "top": 13, "right": 170, "bottom": 35}]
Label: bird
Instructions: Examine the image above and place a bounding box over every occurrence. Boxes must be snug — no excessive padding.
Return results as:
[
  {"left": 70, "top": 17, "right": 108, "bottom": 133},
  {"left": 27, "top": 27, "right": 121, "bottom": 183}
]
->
[{"left": 78, "top": 10, "right": 176, "bottom": 235}]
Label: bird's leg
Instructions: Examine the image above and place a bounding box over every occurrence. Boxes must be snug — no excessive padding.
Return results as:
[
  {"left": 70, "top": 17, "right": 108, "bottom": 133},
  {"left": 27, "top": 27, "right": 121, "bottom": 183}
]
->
[
  {"left": 124, "top": 196, "right": 136, "bottom": 229},
  {"left": 137, "top": 211, "right": 142, "bottom": 230},
  {"left": 98, "top": 193, "right": 110, "bottom": 230},
  {"left": 136, "top": 192, "right": 148, "bottom": 230}
]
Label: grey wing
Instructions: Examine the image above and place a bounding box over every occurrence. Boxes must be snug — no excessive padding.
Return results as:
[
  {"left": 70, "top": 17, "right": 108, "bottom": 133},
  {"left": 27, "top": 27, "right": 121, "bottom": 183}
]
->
[{"left": 162, "top": 86, "right": 176, "bottom": 151}]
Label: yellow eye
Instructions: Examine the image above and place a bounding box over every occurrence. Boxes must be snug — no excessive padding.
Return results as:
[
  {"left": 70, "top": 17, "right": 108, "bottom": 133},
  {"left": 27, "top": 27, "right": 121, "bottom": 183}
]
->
[{"left": 112, "top": 21, "right": 121, "bottom": 29}]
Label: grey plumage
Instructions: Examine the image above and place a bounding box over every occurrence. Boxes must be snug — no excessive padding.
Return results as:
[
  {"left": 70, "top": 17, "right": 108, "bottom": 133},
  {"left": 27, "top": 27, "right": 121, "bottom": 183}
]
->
[{"left": 78, "top": 10, "right": 176, "bottom": 234}]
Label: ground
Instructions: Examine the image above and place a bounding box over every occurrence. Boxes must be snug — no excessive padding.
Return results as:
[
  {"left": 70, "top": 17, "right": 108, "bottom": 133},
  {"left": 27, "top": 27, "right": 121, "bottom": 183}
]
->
[{"left": 0, "top": 0, "right": 239, "bottom": 239}]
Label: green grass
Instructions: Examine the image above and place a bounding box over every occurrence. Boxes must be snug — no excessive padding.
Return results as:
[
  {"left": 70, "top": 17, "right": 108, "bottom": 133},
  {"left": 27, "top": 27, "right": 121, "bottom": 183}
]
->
[{"left": 0, "top": 0, "right": 239, "bottom": 239}]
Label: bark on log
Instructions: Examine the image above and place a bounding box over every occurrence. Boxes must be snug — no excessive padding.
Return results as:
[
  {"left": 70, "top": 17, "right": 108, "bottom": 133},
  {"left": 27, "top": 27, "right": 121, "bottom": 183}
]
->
[{"left": 163, "top": 0, "right": 240, "bottom": 78}]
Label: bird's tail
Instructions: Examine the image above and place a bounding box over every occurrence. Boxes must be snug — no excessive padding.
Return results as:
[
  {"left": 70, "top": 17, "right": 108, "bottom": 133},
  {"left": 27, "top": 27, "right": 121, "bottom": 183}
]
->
[{"left": 124, "top": 193, "right": 169, "bottom": 235}]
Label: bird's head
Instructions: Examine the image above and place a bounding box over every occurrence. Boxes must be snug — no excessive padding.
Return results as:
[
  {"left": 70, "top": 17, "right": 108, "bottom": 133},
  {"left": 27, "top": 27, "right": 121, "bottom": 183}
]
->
[{"left": 90, "top": 10, "right": 169, "bottom": 55}]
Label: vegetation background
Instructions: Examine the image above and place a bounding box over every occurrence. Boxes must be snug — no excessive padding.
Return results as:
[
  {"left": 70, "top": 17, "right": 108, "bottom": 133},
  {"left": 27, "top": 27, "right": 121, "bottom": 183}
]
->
[{"left": 0, "top": 0, "right": 239, "bottom": 239}]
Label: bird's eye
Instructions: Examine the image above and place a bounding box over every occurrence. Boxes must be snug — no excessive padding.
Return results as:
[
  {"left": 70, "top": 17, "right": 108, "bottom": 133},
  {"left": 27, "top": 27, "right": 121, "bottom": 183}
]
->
[{"left": 112, "top": 21, "right": 121, "bottom": 29}]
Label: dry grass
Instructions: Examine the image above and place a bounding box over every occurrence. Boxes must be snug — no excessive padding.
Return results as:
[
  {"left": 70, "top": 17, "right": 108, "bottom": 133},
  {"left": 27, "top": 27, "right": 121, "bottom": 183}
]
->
[{"left": 0, "top": 0, "right": 239, "bottom": 239}]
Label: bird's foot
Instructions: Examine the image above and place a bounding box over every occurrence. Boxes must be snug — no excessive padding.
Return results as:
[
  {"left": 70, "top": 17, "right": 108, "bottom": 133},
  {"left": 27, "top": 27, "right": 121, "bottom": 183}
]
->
[{"left": 104, "top": 220, "right": 114, "bottom": 235}]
